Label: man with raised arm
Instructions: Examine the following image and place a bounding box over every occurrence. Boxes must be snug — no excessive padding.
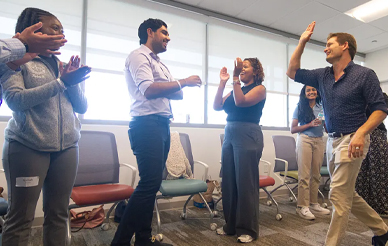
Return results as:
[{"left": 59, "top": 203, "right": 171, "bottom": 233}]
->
[
  {"left": 287, "top": 21, "right": 388, "bottom": 246},
  {"left": 111, "top": 18, "right": 202, "bottom": 246}
]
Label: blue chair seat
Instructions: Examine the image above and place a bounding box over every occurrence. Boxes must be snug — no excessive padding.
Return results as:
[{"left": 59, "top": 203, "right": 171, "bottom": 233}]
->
[
  {"left": 0, "top": 197, "right": 8, "bottom": 216},
  {"left": 320, "top": 166, "right": 329, "bottom": 176},
  {"left": 160, "top": 179, "right": 208, "bottom": 197}
]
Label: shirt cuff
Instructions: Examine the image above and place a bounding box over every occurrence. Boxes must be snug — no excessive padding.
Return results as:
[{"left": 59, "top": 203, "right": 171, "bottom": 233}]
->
[
  {"left": 138, "top": 80, "right": 153, "bottom": 95},
  {"left": 370, "top": 104, "right": 388, "bottom": 115},
  {"left": 0, "top": 38, "right": 26, "bottom": 62}
]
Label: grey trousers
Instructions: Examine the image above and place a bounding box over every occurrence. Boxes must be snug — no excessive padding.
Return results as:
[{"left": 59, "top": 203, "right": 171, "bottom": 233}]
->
[
  {"left": 2, "top": 139, "right": 78, "bottom": 246},
  {"left": 221, "top": 122, "right": 263, "bottom": 239}
]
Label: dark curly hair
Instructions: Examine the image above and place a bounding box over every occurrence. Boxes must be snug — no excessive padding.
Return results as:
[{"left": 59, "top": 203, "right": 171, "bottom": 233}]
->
[
  {"left": 15, "top": 7, "right": 56, "bottom": 34},
  {"left": 138, "top": 18, "right": 167, "bottom": 45},
  {"left": 244, "top": 58, "right": 264, "bottom": 85},
  {"left": 297, "top": 85, "right": 321, "bottom": 124}
]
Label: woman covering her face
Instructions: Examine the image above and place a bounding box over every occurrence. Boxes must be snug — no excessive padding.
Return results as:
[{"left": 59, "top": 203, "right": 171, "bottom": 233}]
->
[{"left": 1, "top": 7, "right": 91, "bottom": 246}]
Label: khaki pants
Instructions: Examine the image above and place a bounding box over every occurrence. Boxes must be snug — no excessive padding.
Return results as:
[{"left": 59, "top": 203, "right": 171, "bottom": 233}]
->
[
  {"left": 325, "top": 133, "right": 388, "bottom": 246},
  {"left": 296, "top": 134, "right": 325, "bottom": 207}
]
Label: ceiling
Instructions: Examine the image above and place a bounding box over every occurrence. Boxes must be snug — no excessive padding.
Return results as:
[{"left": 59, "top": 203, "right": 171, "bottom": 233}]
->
[{"left": 157, "top": 0, "right": 388, "bottom": 54}]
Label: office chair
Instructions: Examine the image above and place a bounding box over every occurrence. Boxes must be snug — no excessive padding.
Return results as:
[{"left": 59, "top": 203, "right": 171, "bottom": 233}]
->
[
  {"left": 154, "top": 133, "right": 215, "bottom": 241},
  {"left": 271, "top": 135, "right": 326, "bottom": 206},
  {"left": 67, "top": 131, "right": 137, "bottom": 245}
]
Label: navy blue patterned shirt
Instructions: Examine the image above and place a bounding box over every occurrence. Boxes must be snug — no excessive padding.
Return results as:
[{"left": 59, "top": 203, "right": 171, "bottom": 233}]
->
[{"left": 295, "top": 61, "right": 388, "bottom": 134}]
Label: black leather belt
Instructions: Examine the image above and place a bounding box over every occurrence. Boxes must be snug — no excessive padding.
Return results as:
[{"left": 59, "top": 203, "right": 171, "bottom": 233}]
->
[
  {"left": 327, "top": 132, "right": 352, "bottom": 138},
  {"left": 131, "top": 115, "right": 171, "bottom": 123}
]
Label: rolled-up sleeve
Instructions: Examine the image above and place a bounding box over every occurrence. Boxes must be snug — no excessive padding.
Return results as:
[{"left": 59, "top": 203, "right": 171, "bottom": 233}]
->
[
  {"left": 127, "top": 53, "right": 153, "bottom": 95},
  {"left": 295, "top": 68, "right": 322, "bottom": 89},
  {"left": 364, "top": 70, "right": 388, "bottom": 114}
]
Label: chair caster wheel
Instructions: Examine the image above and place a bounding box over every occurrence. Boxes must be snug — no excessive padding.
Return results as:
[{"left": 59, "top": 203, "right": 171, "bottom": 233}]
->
[
  {"left": 180, "top": 213, "right": 187, "bottom": 220},
  {"left": 276, "top": 214, "right": 282, "bottom": 221},
  {"left": 210, "top": 223, "right": 217, "bottom": 231},
  {"left": 155, "top": 234, "right": 163, "bottom": 241},
  {"left": 267, "top": 200, "right": 272, "bottom": 206},
  {"left": 289, "top": 197, "right": 294, "bottom": 202},
  {"left": 100, "top": 223, "right": 110, "bottom": 231},
  {"left": 322, "top": 203, "right": 328, "bottom": 208}
]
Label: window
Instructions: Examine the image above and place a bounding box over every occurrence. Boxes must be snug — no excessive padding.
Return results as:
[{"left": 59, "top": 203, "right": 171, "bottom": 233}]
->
[
  {"left": 0, "top": 0, "right": 367, "bottom": 129},
  {"left": 84, "top": 0, "right": 206, "bottom": 123},
  {"left": 207, "top": 23, "right": 288, "bottom": 126}
]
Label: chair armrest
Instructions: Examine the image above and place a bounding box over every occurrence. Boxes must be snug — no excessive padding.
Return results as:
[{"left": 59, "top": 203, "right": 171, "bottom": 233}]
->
[
  {"left": 120, "top": 163, "right": 137, "bottom": 187},
  {"left": 194, "top": 160, "right": 209, "bottom": 181},
  {"left": 259, "top": 159, "right": 272, "bottom": 176},
  {"left": 274, "top": 158, "right": 288, "bottom": 184}
]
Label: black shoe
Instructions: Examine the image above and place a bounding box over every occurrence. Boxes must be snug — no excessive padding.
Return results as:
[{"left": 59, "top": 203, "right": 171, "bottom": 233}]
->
[
  {"left": 372, "top": 231, "right": 388, "bottom": 246},
  {"left": 134, "top": 236, "right": 173, "bottom": 246}
]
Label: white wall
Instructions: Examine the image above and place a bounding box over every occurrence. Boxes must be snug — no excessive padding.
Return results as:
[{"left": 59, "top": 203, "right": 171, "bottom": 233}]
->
[
  {"left": 0, "top": 122, "right": 293, "bottom": 218},
  {"left": 365, "top": 47, "right": 388, "bottom": 83}
]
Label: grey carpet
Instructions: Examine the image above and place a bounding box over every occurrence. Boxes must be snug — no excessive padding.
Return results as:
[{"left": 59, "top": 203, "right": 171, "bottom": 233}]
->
[{"left": 27, "top": 195, "right": 387, "bottom": 246}]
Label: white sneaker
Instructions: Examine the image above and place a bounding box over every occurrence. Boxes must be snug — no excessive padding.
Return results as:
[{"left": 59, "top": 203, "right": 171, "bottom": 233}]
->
[
  {"left": 237, "top": 235, "right": 253, "bottom": 243},
  {"left": 296, "top": 206, "right": 315, "bottom": 220},
  {"left": 309, "top": 203, "right": 331, "bottom": 215},
  {"left": 216, "top": 227, "right": 227, "bottom": 235}
]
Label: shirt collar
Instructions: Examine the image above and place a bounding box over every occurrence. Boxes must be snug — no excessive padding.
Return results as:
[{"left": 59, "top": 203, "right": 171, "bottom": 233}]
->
[
  {"left": 330, "top": 60, "right": 355, "bottom": 74},
  {"left": 343, "top": 60, "right": 355, "bottom": 72},
  {"left": 140, "top": 44, "right": 160, "bottom": 62}
]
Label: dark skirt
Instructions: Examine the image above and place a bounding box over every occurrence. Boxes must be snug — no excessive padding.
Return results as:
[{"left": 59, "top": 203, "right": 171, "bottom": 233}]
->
[{"left": 355, "top": 128, "right": 388, "bottom": 215}]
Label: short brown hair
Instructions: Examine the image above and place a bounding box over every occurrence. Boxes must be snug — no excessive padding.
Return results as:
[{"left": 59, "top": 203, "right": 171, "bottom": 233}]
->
[
  {"left": 244, "top": 58, "right": 265, "bottom": 85},
  {"left": 327, "top": 33, "right": 357, "bottom": 60}
]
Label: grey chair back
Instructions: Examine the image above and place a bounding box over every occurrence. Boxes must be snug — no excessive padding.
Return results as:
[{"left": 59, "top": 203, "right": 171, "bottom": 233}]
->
[
  {"left": 74, "top": 131, "right": 120, "bottom": 186},
  {"left": 179, "top": 133, "right": 194, "bottom": 172},
  {"left": 272, "top": 135, "right": 298, "bottom": 172}
]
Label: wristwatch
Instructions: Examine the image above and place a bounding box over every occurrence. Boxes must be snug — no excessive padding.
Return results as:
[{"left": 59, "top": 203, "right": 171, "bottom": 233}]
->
[
  {"left": 18, "top": 38, "right": 29, "bottom": 52},
  {"left": 24, "top": 42, "right": 29, "bottom": 53},
  {"left": 232, "top": 79, "right": 241, "bottom": 85}
]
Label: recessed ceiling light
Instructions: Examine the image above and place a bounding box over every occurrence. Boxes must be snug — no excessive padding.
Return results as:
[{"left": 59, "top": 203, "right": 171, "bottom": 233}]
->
[{"left": 345, "top": 0, "right": 388, "bottom": 23}]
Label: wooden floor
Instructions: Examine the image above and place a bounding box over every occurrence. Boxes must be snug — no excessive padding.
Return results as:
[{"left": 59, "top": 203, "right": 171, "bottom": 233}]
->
[{"left": 26, "top": 195, "right": 387, "bottom": 246}]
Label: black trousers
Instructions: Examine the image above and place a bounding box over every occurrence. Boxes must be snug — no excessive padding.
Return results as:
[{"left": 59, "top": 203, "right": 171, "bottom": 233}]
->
[
  {"left": 221, "top": 122, "right": 263, "bottom": 239},
  {"left": 111, "top": 116, "right": 170, "bottom": 245}
]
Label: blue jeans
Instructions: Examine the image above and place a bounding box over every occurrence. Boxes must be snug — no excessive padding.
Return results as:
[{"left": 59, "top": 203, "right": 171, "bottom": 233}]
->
[{"left": 111, "top": 116, "right": 170, "bottom": 245}]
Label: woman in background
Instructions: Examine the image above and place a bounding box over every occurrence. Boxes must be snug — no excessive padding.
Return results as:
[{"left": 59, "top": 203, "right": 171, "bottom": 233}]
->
[
  {"left": 356, "top": 92, "right": 388, "bottom": 216},
  {"left": 1, "top": 7, "right": 91, "bottom": 246},
  {"left": 291, "top": 85, "right": 330, "bottom": 220},
  {"left": 213, "top": 57, "right": 266, "bottom": 243}
]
